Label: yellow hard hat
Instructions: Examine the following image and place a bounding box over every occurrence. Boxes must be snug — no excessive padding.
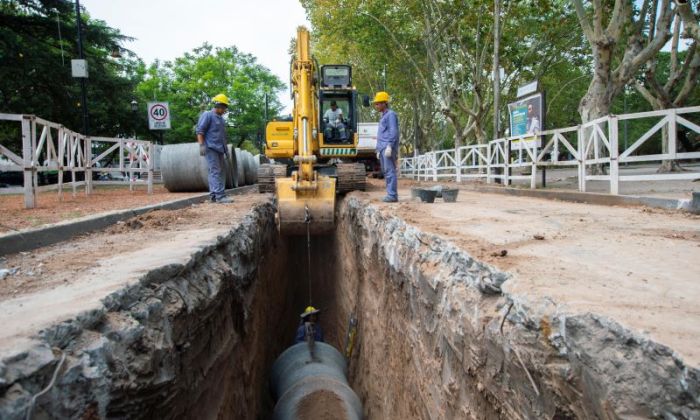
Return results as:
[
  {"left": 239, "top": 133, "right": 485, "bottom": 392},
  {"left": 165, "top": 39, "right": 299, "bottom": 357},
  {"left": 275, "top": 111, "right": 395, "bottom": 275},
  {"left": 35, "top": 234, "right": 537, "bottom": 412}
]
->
[
  {"left": 373, "top": 91, "right": 390, "bottom": 103},
  {"left": 301, "top": 306, "right": 320, "bottom": 318},
  {"left": 212, "top": 93, "right": 230, "bottom": 107}
]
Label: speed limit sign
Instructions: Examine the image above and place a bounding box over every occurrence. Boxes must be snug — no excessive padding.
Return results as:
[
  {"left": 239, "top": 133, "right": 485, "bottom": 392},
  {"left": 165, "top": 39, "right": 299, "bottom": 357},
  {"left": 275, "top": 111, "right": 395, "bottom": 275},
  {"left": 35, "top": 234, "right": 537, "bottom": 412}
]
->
[{"left": 147, "top": 102, "right": 171, "bottom": 130}]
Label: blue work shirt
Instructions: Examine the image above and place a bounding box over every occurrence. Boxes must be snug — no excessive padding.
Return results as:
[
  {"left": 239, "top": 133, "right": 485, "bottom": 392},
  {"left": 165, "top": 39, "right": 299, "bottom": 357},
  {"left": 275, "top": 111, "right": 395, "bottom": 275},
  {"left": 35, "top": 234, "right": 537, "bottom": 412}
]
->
[
  {"left": 196, "top": 109, "right": 227, "bottom": 153},
  {"left": 376, "top": 108, "right": 399, "bottom": 152},
  {"left": 294, "top": 323, "right": 324, "bottom": 344}
]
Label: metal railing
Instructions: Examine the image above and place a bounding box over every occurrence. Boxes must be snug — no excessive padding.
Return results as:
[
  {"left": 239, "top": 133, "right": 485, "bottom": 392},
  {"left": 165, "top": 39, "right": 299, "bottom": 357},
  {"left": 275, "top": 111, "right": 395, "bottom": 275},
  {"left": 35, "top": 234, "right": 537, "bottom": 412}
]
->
[
  {"left": 400, "top": 106, "right": 700, "bottom": 194},
  {"left": 0, "top": 113, "right": 156, "bottom": 209}
]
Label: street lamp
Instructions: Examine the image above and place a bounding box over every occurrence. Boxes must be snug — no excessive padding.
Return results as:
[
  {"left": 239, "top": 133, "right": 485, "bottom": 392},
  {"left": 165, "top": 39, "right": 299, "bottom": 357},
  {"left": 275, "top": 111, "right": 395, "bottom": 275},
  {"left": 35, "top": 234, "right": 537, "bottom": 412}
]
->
[
  {"left": 74, "top": 0, "right": 88, "bottom": 135},
  {"left": 130, "top": 99, "right": 138, "bottom": 139}
]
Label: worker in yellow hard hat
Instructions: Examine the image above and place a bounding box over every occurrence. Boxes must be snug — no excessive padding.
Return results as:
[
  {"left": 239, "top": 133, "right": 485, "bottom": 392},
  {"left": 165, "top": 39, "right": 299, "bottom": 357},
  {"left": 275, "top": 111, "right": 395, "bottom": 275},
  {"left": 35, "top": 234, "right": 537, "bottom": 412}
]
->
[
  {"left": 294, "top": 306, "right": 324, "bottom": 344},
  {"left": 373, "top": 91, "right": 399, "bottom": 202},
  {"left": 196, "top": 93, "right": 232, "bottom": 203}
]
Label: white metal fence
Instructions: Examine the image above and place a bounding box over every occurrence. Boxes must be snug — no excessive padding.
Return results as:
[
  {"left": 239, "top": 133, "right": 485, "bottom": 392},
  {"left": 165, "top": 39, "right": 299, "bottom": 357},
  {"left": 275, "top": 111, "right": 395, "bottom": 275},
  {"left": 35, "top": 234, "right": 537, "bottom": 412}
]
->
[
  {"left": 400, "top": 106, "right": 700, "bottom": 194},
  {"left": 0, "top": 113, "right": 156, "bottom": 209}
]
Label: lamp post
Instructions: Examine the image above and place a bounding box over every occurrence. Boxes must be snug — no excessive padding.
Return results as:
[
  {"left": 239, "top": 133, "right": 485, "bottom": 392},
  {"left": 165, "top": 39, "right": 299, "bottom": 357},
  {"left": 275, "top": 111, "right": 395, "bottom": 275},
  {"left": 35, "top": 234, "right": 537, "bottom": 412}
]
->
[
  {"left": 130, "top": 99, "right": 138, "bottom": 139},
  {"left": 74, "top": 0, "right": 88, "bottom": 135}
]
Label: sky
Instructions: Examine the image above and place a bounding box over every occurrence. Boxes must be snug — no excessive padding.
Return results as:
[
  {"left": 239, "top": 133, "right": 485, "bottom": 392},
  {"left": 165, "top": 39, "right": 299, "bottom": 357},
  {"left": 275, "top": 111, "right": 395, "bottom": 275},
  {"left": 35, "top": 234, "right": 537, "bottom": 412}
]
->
[{"left": 80, "top": 0, "right": 311, "bottom": 112}]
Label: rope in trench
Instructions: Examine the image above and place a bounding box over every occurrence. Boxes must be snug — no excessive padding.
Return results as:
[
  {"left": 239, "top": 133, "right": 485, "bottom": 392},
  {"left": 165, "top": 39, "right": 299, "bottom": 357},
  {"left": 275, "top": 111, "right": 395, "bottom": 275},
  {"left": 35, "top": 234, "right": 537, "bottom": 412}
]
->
[{"left": 304, "top": 204, "right": 312, "bottom": 306}]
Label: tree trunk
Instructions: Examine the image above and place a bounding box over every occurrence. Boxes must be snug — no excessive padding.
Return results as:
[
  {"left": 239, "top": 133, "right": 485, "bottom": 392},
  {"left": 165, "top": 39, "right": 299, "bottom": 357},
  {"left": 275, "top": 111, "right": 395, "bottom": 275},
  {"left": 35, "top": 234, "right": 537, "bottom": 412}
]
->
[
  {"left": 657, "top": 128, "right": 685, "bottom": 172},
  {"left": 579, "top": 46, "right": 614, "bottom": 175}
]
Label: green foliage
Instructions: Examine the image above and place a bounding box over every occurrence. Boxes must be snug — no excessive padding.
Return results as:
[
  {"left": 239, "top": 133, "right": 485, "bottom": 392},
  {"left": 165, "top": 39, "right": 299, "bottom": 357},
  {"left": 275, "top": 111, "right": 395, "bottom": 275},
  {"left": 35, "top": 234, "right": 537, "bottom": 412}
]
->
[
  {"left": 134, "top": 44, "right": 285, "bottom": 146},
  {"left": 302, "top": 0, "right": 589, "bottom": 150},
  {"left": 0, "top": 0, "right": 142, "bottom": 150},
  {"left": 238, "top": 139, "right": 259, "bottom": 155}
]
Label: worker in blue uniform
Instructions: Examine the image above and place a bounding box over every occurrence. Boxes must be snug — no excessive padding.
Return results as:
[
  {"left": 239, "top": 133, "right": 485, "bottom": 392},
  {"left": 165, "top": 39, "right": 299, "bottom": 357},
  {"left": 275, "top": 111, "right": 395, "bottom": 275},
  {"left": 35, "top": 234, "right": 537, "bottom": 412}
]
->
[
  {"left": 295, "top": 306, "right": 324, "bottom": 344},
  {"left": 196, "top": 93, "right": 232, "bottom": 203},
  {"left": 373, "top": 91, "right": 399, "bottom": 202}
]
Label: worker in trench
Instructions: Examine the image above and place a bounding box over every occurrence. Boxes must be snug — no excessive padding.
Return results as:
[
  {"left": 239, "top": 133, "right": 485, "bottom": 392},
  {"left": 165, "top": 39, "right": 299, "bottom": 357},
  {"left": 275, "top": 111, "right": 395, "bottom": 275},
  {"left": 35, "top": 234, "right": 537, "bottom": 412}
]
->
[
  {"left": 196, "top": 93, "right": 233, "bottom": 204},
  {"left": 374, "top": 91, "right": 400, "bottom": 203},
  {"left": 294, "top": 306, "right": 324, "bottom": 344}
]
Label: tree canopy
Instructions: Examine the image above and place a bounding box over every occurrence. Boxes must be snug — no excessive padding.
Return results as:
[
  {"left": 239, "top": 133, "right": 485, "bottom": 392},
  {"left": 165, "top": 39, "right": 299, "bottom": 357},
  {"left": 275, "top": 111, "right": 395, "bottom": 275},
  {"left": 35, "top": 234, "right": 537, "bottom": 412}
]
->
[
  {"left": 0, "top": 0, "right": 285, "bottom": 154},
  {"left": 301, "top": 0, "right": 700, "bottom": 154},
  {"left": 0, "top": 0, "right": 140, "bottom": 148},
  {"left": 134, "top": 44, "right": 285, "bottom": 149}
]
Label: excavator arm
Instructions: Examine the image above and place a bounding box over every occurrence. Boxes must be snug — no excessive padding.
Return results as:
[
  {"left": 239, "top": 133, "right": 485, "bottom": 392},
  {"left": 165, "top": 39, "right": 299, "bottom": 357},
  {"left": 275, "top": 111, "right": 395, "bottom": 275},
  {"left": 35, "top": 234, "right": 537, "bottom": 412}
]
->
[{"left": 274, "top": 27, "right": 336, "bottom": 235}]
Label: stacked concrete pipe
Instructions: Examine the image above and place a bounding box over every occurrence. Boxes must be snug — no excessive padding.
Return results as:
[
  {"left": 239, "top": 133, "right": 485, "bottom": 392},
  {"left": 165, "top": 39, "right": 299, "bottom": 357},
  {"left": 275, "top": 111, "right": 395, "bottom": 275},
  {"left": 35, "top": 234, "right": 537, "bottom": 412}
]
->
[
  {"left": 234, "top": 148, "right": 246, "bottom": 187},
  {"left": 270, "top": 342, "right": 362, "bottom": 420},
  {"left": 162, "top": 143, "right": 265, "bottom": 192}
]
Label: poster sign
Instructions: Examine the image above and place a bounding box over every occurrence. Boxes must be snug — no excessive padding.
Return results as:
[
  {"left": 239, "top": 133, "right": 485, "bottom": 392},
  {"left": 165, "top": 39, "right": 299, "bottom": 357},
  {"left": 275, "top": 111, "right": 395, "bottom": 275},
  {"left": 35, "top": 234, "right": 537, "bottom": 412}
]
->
[
  {"left": 508, "top": 93, "right": 543, "bottom": 150},
  {"left": 148, "top": 102, "right": 171, "bottom": 130},
  {"left": 71, "top": 59, "right": 88, "bottom": 78}
]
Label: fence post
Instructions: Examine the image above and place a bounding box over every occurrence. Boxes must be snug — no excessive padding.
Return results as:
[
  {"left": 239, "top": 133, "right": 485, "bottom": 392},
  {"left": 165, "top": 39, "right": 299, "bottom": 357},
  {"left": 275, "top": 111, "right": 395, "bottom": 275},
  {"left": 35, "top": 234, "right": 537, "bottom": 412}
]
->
[
  {"left": 57, "top": 126, "right": 64, "bottom": 200},
  {"left": 85, "top": 136, "right": 93, "bottom": 195},
  {"left": 455, "top": 147, "right": 462, "bottom": 183},
  {"left": 486, "top": 143, "right": 492, "bottom": 184},
  {"left": 432, "top": 152, "right": 438, "bottom": 182},
  {"left": 530, "top": 143, "right": 537, "bottom": 189},
  {"left": 31, "top": 117, "right": 39, "bottom": 198},
  {"left": 578, "top": 126, "right": 586, "bottom": 192},
  {"left": 147, "top": 142, "right": 154, "bottom": 194},
  {"left": 504, "top": 141, "right": 510, "bottom": 186},
  {"left": 22, "top": 115, "right": 36, "bottom": 209},
  {"left": 668, "top": 109, "right": 677, "bottom": 161},
  {"left": 609, "top": 116, "right": 619, "bottom": 195}
]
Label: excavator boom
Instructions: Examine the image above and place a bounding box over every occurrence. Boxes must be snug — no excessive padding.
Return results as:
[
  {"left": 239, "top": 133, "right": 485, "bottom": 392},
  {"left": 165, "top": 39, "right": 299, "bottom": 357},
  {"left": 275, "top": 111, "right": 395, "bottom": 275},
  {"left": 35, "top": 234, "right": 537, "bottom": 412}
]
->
[{"left": 274, "top": 27, "right": 336, "bottom": 235}]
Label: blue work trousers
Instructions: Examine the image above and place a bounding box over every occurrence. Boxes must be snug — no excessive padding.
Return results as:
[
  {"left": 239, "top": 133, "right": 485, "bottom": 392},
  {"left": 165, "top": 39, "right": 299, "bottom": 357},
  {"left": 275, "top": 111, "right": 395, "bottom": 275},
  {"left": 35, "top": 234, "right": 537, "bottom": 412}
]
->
[
  {"left": 379, "top": 151, "right": 398, "bottom": 200},
  {"left": 205, "top": 148, "right": 226, "bottom": 200}
]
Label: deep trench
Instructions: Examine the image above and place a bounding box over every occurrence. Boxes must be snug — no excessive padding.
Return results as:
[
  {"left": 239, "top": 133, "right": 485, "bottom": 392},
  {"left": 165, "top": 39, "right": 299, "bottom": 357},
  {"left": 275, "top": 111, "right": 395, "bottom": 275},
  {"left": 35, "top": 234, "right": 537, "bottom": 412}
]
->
[{"left": 4, "top": 198, "right": 698, "bottom": 420}]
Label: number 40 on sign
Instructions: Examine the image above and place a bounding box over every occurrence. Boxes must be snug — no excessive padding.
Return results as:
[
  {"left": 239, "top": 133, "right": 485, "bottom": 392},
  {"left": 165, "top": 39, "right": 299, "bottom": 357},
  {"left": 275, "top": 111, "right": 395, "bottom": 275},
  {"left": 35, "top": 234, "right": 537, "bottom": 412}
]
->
[{"left": 148, "top": 102, "right": 171, "bottom": 130}]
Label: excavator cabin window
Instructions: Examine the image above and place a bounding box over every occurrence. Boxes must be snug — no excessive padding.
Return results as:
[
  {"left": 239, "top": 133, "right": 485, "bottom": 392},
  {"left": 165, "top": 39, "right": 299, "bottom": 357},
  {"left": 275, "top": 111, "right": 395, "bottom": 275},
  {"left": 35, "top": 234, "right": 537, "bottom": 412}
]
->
[{"left": 320, "top": 96, "right": 355, "bottom": 145}]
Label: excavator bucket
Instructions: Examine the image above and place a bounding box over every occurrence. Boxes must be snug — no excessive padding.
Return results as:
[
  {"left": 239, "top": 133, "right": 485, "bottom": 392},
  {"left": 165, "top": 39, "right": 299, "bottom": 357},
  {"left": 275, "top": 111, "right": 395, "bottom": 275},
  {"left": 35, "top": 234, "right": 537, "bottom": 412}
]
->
[{"left": 275, "top": 175, "right": 336, "bottom": 235}]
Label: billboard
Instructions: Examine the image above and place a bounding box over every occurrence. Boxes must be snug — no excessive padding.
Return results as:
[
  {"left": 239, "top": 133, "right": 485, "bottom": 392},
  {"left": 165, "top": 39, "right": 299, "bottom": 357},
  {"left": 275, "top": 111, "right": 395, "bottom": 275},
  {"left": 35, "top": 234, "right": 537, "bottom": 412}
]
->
[{"left": 508, "top": 93, "right": 543, "bottom": 150}]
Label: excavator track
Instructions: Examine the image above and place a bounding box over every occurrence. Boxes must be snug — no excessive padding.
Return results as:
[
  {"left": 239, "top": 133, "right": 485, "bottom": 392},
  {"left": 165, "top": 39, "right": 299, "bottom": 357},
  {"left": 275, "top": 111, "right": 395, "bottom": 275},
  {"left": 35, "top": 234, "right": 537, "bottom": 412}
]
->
[
  {"left": 335, "top": 163, "right": 366, "bottom": 194},
  {"left": 258, "top": 163, "right": 287, "bottom": 193}
]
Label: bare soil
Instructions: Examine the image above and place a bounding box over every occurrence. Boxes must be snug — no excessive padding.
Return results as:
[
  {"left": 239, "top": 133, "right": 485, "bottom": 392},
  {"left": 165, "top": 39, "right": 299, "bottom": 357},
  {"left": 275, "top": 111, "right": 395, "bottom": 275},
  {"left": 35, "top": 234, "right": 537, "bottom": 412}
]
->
[
  {"left": 0, "top": 185, "right": 202, "bottom": 233},
  {"left": 361, "top": 178, "right": 700, "bottom": 367},
  {"left": 0, "top": 194, "right": 267, "bottom": 358}
]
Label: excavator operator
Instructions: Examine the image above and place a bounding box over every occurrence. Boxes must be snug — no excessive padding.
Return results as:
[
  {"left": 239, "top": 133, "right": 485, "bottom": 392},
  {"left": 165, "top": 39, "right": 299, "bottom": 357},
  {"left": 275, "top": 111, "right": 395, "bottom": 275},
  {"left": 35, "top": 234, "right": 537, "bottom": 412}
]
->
[
  {"left": 323, "top": 101, "right": 347, "bottom": 142},
  {"left": 294, "top": 306, "right": 325, "bottom": 344}
]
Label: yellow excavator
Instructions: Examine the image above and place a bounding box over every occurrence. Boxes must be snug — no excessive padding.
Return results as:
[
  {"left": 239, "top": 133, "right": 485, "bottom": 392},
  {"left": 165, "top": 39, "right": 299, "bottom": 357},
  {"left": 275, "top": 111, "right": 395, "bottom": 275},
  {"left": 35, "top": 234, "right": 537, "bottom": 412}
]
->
[{"left": 258, "top": 26, "right": 366, "bottom": 235}]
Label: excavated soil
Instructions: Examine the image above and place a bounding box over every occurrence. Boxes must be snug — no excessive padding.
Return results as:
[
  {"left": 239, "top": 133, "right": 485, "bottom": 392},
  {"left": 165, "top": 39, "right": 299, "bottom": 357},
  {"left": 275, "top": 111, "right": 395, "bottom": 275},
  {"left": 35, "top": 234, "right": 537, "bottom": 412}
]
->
[{"left": 1, "top": 189, "right": 699, "bottom": 419}]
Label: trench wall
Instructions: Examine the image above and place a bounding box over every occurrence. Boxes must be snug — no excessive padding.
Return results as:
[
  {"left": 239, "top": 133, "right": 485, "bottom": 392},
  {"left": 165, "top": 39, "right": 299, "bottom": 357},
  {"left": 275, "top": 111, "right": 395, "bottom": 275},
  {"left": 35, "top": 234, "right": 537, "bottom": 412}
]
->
[
  {"left": 2, "top": 195, "right": 698, "bottom": 420},
  {"left": 0, "top": 202, "right": 298, "bottom": 419},
  {"left": 331, "top": 196, "right": 699, "bottom": 419}
]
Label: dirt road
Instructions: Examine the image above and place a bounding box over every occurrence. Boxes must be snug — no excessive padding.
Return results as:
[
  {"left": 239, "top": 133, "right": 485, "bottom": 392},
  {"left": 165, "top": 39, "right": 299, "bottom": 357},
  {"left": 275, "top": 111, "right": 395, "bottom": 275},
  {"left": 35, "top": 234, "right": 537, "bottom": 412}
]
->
[
  {"left": 0, "top": 195, "right": 268, "bottom": 359},
  {"left": 362, "top": 179, "right": 700, "bottom": 366},
  {"left": 0, "top": 185, "right": 202, "bottom": 233}
]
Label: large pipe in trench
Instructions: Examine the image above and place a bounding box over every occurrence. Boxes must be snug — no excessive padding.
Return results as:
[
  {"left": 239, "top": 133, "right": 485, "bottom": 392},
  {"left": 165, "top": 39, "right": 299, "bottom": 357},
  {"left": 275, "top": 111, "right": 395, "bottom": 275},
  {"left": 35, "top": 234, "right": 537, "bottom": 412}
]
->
[
  {"left": 162, "top": 143, "right": 263, "bottom": 192},
  {"left": 270, "top": 342, "right": 362, "bottom": 420}
]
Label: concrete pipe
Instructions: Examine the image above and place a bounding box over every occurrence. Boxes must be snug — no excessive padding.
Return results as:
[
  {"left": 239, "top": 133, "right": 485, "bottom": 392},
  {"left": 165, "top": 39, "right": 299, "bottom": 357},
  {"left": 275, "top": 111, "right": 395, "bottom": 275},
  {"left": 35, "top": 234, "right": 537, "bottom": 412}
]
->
[
  {"left": 226, "top": 145, "right": 240, "bottom": 188},
  {"left": 243, "top": 150, "right": 256, "bottom": 185},
  {"left": 234, "top": 148, "right": 246, "bottom": 185},
  {"left": 270, "top": 342, "right": 362, "bottom": 420},
  {"left": 161, "top": 143, "right": 237, "bottom": 192},
  {"left": 161, "top": 143, "right": 208, "bottom": 192}
]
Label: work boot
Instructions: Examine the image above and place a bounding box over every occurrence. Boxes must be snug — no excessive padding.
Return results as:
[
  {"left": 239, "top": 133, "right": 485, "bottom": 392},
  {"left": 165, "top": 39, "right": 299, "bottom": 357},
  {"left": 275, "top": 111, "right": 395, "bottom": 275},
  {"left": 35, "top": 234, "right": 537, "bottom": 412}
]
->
[
  {"left": 382, "top": 196, "right": 398, "bottom": 203},
  {"left": 216, "top": 196, "right": 233, "bottom": 204}
]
